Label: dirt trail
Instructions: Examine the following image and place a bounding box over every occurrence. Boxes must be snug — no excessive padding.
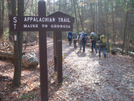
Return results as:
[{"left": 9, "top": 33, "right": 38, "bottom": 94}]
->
[
  {"left": 48, "top": 38, "right": 134, "bottom": 101},
  {"left": 0, "top": 38, "right": 134, "bottom": 101}
]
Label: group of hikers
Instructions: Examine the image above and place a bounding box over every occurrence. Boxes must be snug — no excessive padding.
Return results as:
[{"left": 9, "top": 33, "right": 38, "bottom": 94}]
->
[{"left": 67, "top": 31, "right": 107, "bottom": 57}]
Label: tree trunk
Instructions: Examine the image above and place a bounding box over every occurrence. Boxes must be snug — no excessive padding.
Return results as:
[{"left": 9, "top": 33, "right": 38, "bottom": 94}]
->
[
  {"left": 71, "top": 0, "right": 72, "bottom": 16},
  {"left": 59, "top": 0, "right": 61, "bottom": 11},
  {"left": 73, "top": 0, "right": 79, "bottom": 34},
  {"left": 0, "top": 1, "right": 2, "bottom": 39},
  {"left": 95, "top": 0, "right": 98, "bottom": 34},
  {"left": 65, "top": 0, "right": 67, "bottom": 13},
  {"left": 2, "top": 0, "right": 4, "bottom": 37},
  {"left": 7, "top": 0, "right": 13, "bottom": 41},
  {"left": 12, "top": 0, "right": 20, "bottom": 87},
  {"left": 0, "top": 0, "right": 4, "bottom": 39},
  {"left": 81, "top": 0, "right": 84, "bottom": 30},
  {"left": 76, "top": 1, "right": 84, "bottom": 31},
  {"left": 105, "top": 0, "right": 110, "bottom": 52},
  {"left": 98, "top": 0, "right": 102, "bottom": 34},
  {"left": 122, "top": 12, "right": 127, "bottom": 55},
  {"left": 90, "top": 3, "right": 94, "bottom": 32},
  {"left": 53, "top": 0, "right": 55, "bottom": 12},
  {"left": 112, "top": 0, "right": 115, "bottom": 44},
  {"left": 13, "top": 0, "right": 24, "bottom": 87}
]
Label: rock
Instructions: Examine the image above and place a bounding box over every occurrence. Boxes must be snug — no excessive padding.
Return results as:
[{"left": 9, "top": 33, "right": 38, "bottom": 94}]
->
[
  {"left": 22, "top": 52, "right": 39, "bottom": 68},
  {"left": 128, "top": 51, "right": 134, "bottom": 57},
  {"left": 110, "top": 48, "right": 117, "bottom": 55}
]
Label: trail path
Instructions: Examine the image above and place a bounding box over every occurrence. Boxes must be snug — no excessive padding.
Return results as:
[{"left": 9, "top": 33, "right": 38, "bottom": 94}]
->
[
  {"left": 0, "top": 38, "right": 134, "bottom": 101},
  {"left": 48, "top": 38, "right": 134, "bottom": 101}
]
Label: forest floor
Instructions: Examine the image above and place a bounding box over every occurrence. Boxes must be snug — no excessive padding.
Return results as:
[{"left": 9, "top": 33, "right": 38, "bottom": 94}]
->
[{"left": 0, "top": 38, "right": 134, "bottom": 101}]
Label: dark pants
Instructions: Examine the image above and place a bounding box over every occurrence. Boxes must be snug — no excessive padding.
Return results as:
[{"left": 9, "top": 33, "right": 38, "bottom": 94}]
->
[
  {"left": 73, "top": 40, "right": 77, "bottom": 48},
  {"left": 99, "top": 46, "right": 106, "bottom": 57},
  {"left": 68, "top": 38, "right": 72, "bottom": 45},
  {"left": 91, "top": 41, "right": 97, "bottom": 52},
  {"left": 81, "top": 40, "right": 86, "bottom": 52}
]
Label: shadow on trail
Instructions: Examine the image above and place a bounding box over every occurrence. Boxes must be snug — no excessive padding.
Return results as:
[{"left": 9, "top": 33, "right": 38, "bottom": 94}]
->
[
  {"left": 62, "top": 45, "right": 76, "bottom": 59},
  {"left": 92, "top": 54, "right": 134, "bottom": 100},
  {"left": 75, "top": 50, "right": 87, "bottom": 57},
  {"left": 68, "top": 84, "right": 99, "bottom": 101},
  {"left": 48, "top": 62, "right": 79, "bottom": 100}
]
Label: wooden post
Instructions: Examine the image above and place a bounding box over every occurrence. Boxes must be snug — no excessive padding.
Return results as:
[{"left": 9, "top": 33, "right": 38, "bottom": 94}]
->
[
  {"left": 38, "top": 1, "right": 48, "bottom": 101},
  {"left": 57, "top": 31, "right": 62, "bottom": 84},
  {"left": 53, "top": 31, "right": 57, "bottom": 72}
]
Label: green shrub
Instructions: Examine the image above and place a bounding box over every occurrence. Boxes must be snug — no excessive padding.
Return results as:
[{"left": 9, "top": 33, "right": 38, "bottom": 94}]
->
[{"left": 21, "top": 94, "right": 30, "bottom": 99}]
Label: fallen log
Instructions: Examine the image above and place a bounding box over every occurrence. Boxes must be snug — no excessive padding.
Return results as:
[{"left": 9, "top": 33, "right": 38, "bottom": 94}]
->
[
  {"left": 128, "top": 51, "right": 134, "bottom": 57},
  {"left": 0, "top": 51, "right": 26, "bottom": 60},
  {"left": 110, "top": 48, "right": 134, "bottom": 57},
  {"left": 0, "top": 51, "right": 13, "bottom": 60}
]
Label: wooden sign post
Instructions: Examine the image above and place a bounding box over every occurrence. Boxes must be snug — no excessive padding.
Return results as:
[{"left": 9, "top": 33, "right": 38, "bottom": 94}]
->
[
  {"left": 38, "top": 1, "right": 48, "bottom": 101},
  {"left": 10, "top": 1, "right": 74, "bottom": 100}
]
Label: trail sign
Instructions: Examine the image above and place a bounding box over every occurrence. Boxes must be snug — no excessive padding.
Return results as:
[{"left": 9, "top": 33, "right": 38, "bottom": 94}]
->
[
  {"left": 10, "top": 12, "right": 74, "bottom": 31},
  {"left": 10, "top": 1, "right": 74, "bottom": 101}
]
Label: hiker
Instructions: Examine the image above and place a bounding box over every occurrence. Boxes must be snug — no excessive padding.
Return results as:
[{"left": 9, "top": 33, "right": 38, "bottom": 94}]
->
[
  {"left": 79, "top": 31, "right": 88, "bottom": 52},
  {"left": 90, "top": 32, "right": 97, "bottom": 53},
  {"left": 78, "top": 32, "right": 82, "bottom": 50},
  {"left": 72, "top": 33, "right": 77, "bottom": 48},
  {"left": 97, "top": 34, "right": 106, "bottom": 57},
  {"left": 67, "top": 31, "right": 72, "bottom": 45}
]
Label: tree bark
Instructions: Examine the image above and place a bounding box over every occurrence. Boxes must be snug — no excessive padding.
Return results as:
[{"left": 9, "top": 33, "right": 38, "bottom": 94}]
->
[
  {"left": 13, "top": 0, "right": 24, "bottom": 87},
  {"left": 71, "top": 0, "right": 72, "bottom": 16},
  {"left": 0, "top": 0, "right": 4, "bottom": 39},
  {"left": 122, "top": 12, "right": 127, "bottom": 55},
  {"left": 90, "top": 3, "right": 95, "bottom": 32},
  {"left": 111, "top": 0, "right": 115, "bottom": 44},
  {"left": 0, "top": 1, "right": 2, "bottom": 39},
  {"left": 105, "top": 0, "right": 110, "bottom": 52},
  {"left": 76, "top": 1, "right": 84, "bottom": 31},
  {"left": 98, "top": 0, "right": 102, "bottom": 34},
  {"left": 12, "top": 0, "right": 20, "bottom": 87},
  {"left": 73, "top": 0, "right": 79, "bottom": 34},
  {"left": 7, "top": 0, "right": 13, "bottom": 41}
]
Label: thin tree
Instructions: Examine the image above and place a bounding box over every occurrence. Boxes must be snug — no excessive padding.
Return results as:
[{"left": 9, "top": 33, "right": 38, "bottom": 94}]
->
[
  {"left": 90, "top": 2, "right": 95, "bottom": 32},
  {"left": 0, "top": 0, "right": 2, "bottom": 39},
  {"left": 73, "top": 0, "right": 79, "bottom": 34},
  {"left": 122, "top": 2, "right": 128, "bottom": 55},
  {"left": 98, "top": 0, "right": 102, "bottom": 34},
  {"left": 76, "top": 0, "right": 84, "bottom": 31},
  {"left": 13, "top": 0, "right": 24, "bottom": 87},
  {"left": 104, "top": 0, "right": 110, "bottom": 52},
  {"left": 12, "top": 0, "right": 20, "bottom": 87},
  {"left": 0, "top": 0, "right": 4, "bottom": 39},
  {"left": 111, "top": 0, "right": 115, "bottom": 44}
]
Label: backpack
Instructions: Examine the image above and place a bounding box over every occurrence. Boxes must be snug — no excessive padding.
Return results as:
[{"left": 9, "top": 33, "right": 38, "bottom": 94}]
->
[
  {"left": 100, "top": 35, "right": 105, "bottom": 43},
  {"left": 91, "top": 33, "right": 97, "bottom": 42},
  {"left": 72, "top": 33, "right": 77, "bottom": 39},
  {"left": 68, "top": 31, "right": 72, "bottom": 39},
  {"left": 82, "top": 33, "right": 88, "bottom": 42},
  {"left": 68, "top": 35, "right": 72, "bottom": 39},
  {"left": 78, "top": 33, "right": 81, "bottom": 39}
]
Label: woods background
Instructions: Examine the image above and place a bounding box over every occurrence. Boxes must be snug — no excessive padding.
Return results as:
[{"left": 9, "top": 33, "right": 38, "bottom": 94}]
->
[
  {"left": 0, "top": 0, "right": 134, "bottom": 92},
  {"left": 0, "top": 0, "right": 134, "bottom": 53}
]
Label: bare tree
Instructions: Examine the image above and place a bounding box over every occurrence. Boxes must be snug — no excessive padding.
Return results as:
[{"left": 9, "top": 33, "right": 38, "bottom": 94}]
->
[
  {"left": 111, "top": 0, "right": 115, "bottom": 44},
  {"left": 13, "top": 0, "right": 24, "bottom": 87},
  {"left": 76, "top": 0, "right": 84, "bottom": 31},
  {"left": 73, "top": 0, "right": 79, "bottom": 34}
]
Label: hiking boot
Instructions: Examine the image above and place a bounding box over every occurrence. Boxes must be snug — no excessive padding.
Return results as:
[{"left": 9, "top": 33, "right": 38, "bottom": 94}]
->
[{"left": 104, "top": 54, "right": 106, "bottom": 58}]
